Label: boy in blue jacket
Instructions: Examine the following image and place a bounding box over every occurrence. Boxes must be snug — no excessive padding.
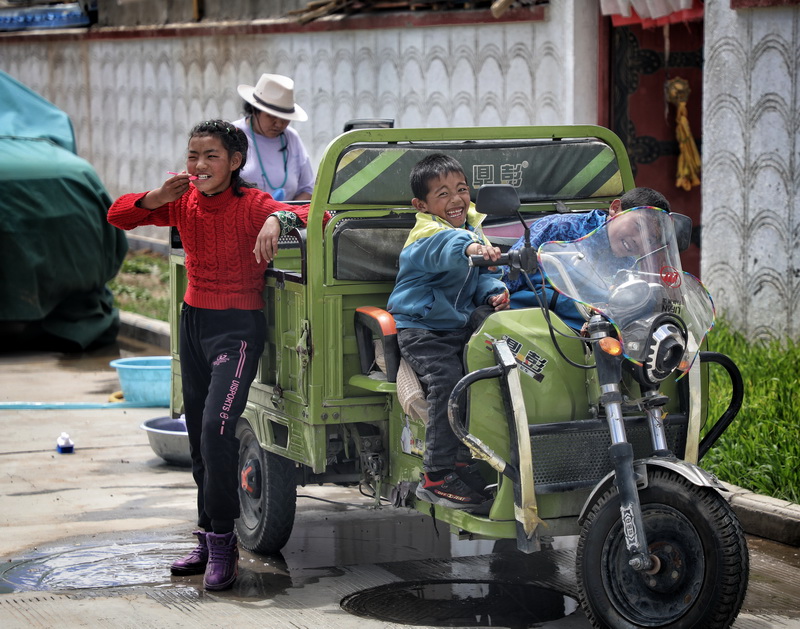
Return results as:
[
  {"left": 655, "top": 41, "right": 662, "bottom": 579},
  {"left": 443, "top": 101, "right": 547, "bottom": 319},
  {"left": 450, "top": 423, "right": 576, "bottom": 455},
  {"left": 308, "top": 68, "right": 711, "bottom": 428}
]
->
[{"left": 387, "top": 154, "right": 509, "bottom": 510}]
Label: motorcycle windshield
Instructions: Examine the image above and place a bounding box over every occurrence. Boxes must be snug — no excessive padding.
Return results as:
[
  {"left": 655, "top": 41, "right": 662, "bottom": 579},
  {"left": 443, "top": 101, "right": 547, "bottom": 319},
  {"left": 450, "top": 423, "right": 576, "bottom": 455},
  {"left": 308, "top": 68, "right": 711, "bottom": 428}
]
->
[{"left": 538, "top": 207, "right": 715, "bottom": 372}]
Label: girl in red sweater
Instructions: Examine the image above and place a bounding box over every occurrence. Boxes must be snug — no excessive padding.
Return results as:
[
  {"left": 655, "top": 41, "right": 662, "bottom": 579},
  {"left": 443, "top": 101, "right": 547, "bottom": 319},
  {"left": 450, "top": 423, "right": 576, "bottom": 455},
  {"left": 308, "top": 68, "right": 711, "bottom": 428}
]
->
[{"left": 108, "top": 119, "right": 309, "bottom": 591}]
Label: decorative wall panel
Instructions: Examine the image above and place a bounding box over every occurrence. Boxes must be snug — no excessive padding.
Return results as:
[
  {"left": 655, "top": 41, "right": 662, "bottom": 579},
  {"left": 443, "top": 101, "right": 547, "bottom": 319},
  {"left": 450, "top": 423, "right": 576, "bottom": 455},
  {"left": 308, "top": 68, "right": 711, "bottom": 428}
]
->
[
  {"left": 0, "top": 2, "right": 594, "bottom": 255},
  {"left": 703, "top": 0, "right": 800, "bottom": 339},
  {"left": 1, "top": 3, "right": 596, "bottom": 196}
]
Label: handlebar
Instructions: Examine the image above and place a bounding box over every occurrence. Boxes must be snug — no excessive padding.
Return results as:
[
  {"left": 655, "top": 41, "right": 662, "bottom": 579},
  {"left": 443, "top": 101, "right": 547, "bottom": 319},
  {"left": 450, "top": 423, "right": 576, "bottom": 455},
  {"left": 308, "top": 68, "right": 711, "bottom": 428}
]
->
[
  {"left": 469, "top": 253, "right": 511, "bottom": 267},
  {"left": 468, "top": 247, "right": 537, "bottom": 277}
]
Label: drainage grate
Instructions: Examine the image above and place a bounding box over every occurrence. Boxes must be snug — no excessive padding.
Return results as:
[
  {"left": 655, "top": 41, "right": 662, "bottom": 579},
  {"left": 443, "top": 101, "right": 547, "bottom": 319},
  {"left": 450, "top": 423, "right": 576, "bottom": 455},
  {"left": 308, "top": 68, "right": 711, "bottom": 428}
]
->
[{"left": 341, "top": 579, "right": 578, "bottom": 627}]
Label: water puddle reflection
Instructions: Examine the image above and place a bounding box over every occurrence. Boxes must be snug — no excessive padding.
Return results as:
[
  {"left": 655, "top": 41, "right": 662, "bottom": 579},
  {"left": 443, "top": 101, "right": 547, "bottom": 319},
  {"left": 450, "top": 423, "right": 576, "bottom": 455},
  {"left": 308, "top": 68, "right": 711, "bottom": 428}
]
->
[
  {"left": 0, "top": 541, "right": 176, "bottom": 592},
  {"left": 341, "top": 580, "right": 578, "bottom": 628},
  {"left": 0, "top": 538, "right": 300, "bottom": 598}
]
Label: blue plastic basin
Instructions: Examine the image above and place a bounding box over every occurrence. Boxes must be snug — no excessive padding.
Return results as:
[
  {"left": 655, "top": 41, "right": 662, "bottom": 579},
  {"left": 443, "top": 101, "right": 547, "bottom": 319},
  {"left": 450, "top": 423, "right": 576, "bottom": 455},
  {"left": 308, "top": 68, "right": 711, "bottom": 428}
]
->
[{"left": 109, "top": 356, "right": 171, "bottom": 406}]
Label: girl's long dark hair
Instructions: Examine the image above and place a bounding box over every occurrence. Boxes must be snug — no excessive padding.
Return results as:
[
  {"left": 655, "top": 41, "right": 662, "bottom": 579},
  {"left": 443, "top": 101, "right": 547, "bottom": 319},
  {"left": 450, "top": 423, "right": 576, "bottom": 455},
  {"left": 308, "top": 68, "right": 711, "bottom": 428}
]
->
[{"left": 189, "top": 119, "right": 253, "bottom": 197}]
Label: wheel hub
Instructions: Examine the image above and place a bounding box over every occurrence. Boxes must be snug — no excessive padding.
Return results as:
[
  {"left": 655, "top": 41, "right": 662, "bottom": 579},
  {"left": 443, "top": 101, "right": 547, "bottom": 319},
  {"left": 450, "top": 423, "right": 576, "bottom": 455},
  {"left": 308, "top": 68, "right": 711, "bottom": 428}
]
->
[
  {"left": 604, "top": 505, "right": 705, "bottom": 625},
  {"left": 240, "top": 457, "right": 262, "bottom": 499},
  {"left": 639, "top": 541, "right": 686, "bottom": 594}
]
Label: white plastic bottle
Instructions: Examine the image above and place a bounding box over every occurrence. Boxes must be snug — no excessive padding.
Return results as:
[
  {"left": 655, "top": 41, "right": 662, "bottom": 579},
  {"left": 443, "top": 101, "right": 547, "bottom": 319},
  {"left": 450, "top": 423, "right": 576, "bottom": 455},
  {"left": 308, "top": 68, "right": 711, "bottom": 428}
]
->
[{"left": 56, "top": 432, "right": 74, "bottom": 454}]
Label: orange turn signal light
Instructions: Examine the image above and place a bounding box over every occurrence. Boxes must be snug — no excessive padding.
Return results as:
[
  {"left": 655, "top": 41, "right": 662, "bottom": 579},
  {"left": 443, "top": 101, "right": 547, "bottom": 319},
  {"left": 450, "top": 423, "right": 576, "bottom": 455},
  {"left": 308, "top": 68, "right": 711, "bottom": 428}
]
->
[{"left": 598, "top": 337, "right": 623, "bottom": 356}]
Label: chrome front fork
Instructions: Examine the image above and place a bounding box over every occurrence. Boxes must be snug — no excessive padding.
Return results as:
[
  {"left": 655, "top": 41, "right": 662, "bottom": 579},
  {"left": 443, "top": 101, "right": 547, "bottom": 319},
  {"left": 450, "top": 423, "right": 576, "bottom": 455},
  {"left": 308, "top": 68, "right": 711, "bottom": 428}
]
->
[{"left": 590, "top": 318, "right": 655, "bottom": 572}]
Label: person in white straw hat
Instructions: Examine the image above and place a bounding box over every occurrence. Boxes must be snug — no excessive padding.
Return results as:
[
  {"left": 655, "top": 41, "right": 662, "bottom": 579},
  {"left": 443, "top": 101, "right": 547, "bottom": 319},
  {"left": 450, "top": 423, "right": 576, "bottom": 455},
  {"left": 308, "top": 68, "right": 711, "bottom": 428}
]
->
[{"left": 233, "top": 74, "right": 314, "bottom": 201}]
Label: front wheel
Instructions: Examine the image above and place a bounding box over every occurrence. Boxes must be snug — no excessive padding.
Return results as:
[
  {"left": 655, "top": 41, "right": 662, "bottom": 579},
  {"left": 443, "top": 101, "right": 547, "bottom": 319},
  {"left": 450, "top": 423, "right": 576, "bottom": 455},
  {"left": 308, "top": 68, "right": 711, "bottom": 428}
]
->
[
  {"left": 577, "top": 468, "right": 748, "bottom": 629},
  {"left": 235, "top": 420, "right": 297, "bottom": 555}
]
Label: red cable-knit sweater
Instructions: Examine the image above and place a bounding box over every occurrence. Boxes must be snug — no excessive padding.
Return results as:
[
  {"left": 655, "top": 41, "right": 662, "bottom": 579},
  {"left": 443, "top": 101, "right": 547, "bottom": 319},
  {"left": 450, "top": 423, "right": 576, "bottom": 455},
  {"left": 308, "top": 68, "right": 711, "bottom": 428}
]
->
[{"left": 108, "top": 186, "right": 309, "bottom": 310}]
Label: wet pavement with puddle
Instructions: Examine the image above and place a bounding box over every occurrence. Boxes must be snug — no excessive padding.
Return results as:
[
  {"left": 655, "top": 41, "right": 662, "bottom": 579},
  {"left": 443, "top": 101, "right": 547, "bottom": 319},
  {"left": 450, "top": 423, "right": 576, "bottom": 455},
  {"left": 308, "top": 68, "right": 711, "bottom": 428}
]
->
[
  {"left": 1, "top": 505, "right": 798, "bottom": 628},
  {"left": 0, "top": 499, "right": 590, "bottom": 628},
  {"left": 1, "top": 342, "right": 799, "bottom": 628}
]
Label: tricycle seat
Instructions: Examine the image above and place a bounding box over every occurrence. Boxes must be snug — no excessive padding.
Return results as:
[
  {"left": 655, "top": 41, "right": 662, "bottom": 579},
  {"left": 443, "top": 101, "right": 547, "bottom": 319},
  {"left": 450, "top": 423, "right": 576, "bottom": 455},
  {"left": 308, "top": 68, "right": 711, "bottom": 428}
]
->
[{"left": 354, "top": 306, "right": 401, "bottom": 382}]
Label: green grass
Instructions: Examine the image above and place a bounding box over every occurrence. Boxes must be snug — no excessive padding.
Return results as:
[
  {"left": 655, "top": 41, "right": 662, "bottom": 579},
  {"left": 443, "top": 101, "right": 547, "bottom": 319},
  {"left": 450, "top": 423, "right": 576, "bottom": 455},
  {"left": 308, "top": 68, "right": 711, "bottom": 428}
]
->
[
  {"left": 108, "top": 251, "right": 170, "bottom": 322},
  {"left": 703, "top": 319, "right": 800, "bottom": 504}
]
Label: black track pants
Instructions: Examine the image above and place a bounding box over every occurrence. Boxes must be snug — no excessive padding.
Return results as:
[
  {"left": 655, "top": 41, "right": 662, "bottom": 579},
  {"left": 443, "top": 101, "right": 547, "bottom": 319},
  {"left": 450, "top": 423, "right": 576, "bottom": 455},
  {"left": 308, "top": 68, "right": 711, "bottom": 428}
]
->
[{"left": 179, "top": 304, "right": 265, "bottom": 533}]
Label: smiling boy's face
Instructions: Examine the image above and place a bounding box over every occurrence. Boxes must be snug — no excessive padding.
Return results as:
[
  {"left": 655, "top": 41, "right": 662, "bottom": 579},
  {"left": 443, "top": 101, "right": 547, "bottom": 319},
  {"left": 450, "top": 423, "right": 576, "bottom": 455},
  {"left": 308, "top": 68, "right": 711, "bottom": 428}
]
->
[
  {"left": 412, "top": 171, "right": 471, "bottom": 228},
  {"left": 607, "top": 210, "right": 656, "bottom": 257}
]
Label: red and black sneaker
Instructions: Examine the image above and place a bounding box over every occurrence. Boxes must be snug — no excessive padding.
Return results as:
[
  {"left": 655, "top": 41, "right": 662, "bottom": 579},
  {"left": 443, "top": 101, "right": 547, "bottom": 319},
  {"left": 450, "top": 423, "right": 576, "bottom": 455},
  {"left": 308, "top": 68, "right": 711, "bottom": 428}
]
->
[
  {"left": 415, "top": 471, "right": 487, "bottom": 509},
  {"left": 455, "top": 462, "right": 492, "bottom": 499}
]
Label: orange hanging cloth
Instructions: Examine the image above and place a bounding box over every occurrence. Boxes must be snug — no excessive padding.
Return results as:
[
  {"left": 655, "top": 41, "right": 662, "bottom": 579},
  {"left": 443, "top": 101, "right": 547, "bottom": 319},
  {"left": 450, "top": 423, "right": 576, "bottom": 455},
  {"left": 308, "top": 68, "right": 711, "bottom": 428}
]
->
[{"left": 666, "top": 77, "right": 701, "bottom": 191}]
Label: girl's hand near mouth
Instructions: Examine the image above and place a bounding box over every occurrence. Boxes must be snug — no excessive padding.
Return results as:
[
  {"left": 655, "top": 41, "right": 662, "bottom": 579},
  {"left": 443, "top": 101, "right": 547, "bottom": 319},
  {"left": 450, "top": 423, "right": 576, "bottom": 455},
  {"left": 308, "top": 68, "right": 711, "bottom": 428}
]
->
[{"left": 137, "top": 173, "right": 191, "bottom": 209}]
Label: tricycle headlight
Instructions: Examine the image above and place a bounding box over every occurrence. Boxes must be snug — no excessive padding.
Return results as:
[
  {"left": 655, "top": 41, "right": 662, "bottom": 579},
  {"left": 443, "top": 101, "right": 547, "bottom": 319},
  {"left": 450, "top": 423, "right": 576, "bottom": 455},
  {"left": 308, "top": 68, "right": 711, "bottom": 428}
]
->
[{"left": 645, "top": 322, "right": 686, "bottom": 383}]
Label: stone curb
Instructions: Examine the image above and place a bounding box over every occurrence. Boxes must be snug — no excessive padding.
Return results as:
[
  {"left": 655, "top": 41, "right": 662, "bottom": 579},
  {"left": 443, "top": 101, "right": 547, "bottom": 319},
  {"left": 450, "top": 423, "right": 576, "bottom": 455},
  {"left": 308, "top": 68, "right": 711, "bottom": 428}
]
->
[
  {"left": 118, "top": 311, "right": 170, "bottom": 351},
  {"left": 723, "top": 482, "right": 800, "bottom": 547},
  {"left": 117, "top": 312, "right": 800, "bottom": 548}
]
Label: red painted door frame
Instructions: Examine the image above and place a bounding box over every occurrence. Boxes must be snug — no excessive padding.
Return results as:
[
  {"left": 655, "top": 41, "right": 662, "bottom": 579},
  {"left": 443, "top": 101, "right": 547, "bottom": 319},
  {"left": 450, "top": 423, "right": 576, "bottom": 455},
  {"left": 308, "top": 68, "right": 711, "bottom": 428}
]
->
[{"left": 597, "top": 14, "right": 704, "bottom": 277}]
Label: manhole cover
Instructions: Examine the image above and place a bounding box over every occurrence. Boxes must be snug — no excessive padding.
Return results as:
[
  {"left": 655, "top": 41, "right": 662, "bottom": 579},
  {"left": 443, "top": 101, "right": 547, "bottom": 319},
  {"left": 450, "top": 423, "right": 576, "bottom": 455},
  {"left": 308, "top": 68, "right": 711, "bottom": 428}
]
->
[{"left": 341, "top": 579, "right": 578, "bottom": 627}]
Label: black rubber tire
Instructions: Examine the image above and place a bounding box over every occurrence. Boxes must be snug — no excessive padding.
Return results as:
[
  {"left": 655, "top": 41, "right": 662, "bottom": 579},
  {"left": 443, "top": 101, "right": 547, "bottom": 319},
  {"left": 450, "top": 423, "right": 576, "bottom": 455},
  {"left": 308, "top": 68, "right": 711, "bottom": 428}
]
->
[
  {"left": 235, "top": 420, "right": 297, "bottom": 555},
  {"left": 576, "top": 468, "right": 749, "bottom": 629}
]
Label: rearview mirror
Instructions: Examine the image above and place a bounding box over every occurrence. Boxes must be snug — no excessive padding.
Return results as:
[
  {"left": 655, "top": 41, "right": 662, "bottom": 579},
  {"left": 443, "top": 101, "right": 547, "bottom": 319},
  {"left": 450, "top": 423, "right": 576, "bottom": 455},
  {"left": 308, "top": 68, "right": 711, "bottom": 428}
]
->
[
  {"left": 475, "top": 184, "right": 520, "bottom": 217},
  {"left": 670, "top": 213, "right": 692, "bottom": 252}
]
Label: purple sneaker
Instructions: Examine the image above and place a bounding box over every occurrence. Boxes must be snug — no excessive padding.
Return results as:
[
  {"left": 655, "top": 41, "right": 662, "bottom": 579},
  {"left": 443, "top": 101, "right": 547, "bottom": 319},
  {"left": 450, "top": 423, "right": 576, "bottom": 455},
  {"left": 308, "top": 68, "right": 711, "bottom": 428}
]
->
[
  {"left": 170, "top": 530, "right": 208, "bottom": 576},
  {"left": 203, "top": 531, "right": 239, "bottom": 591}
]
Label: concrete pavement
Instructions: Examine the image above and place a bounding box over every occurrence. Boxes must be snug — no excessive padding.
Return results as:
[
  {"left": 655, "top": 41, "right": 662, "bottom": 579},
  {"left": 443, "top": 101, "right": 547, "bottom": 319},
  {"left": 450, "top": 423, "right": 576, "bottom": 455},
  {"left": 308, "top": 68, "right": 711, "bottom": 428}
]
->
[{"left": 0, "top": 338, "right": 191, "bottom": 558}]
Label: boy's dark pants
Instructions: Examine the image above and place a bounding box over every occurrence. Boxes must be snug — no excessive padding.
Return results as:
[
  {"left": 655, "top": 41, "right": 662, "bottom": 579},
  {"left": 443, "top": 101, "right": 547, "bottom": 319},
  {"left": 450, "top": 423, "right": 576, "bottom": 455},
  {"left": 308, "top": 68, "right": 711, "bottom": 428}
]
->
[
  {"left": 398, "top": 326, "right": 473, "bottom": 473},
  {"left": 179, "top": 304, "right": 265, "bottom": 534}
]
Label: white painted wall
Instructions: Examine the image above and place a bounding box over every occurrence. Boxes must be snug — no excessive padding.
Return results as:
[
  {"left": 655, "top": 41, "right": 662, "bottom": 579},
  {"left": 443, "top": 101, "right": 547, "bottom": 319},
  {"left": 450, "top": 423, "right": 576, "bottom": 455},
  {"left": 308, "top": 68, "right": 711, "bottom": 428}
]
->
[
  {"left": 702, "top": 0, "right": 800, "bottom": 340},
  {"left": 1, "top": 1, "right": 599, "bottom": 251},
  {"left": 2, "top": 1, "right": 598, "bottom": 202}
]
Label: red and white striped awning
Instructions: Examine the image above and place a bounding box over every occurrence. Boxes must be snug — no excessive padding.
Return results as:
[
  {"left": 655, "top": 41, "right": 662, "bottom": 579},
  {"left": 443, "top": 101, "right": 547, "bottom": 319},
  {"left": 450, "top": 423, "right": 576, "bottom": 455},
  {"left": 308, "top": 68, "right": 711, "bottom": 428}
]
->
[{"left": 600, "top": 0, "right": 704, "bottom": 27}]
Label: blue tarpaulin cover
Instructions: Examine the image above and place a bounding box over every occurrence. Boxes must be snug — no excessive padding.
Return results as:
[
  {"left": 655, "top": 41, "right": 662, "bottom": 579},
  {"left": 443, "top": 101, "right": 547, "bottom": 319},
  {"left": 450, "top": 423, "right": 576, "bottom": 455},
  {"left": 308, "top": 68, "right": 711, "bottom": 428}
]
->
[{"left": 0, "top": 71, "right": 128, "bottom": 350}]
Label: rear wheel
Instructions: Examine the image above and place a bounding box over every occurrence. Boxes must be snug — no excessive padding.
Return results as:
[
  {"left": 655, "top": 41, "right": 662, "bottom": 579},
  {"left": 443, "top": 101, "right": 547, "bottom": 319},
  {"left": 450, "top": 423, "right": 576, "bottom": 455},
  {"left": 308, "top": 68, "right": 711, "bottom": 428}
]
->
[
  {"left": 577, "top": 468, "right": 748, "bottom": 628},
  {"left": 235, "top": 420, "right": 297, "bottom": 555}
]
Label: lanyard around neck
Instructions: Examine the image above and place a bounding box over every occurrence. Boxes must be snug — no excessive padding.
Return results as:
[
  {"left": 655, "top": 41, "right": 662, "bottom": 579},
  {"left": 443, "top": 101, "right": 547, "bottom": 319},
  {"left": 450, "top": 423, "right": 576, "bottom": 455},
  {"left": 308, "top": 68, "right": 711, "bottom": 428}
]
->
[{"left": 249, "top": 117, "right": 288, "bottom": 192}]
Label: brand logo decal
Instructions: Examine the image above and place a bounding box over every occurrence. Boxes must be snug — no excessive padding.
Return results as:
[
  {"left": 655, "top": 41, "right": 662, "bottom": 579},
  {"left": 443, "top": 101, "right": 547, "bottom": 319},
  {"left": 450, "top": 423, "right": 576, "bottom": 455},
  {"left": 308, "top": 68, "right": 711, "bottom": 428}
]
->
[
  {"left": 660, "top": 266, "right": 681, "bottom": 287},
  {"left": 213, "top": 353, "right": 230, "bottom": 366},
  {"left": 504, "top": 335, "right": 546, "bottom": 382}
]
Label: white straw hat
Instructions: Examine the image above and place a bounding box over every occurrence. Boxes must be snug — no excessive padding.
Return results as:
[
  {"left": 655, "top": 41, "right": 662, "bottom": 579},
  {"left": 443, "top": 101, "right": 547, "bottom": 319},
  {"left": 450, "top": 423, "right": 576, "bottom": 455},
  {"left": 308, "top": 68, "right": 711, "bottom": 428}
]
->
[{"left": 237, "top": 73, "right": 308, "bottom": 122}]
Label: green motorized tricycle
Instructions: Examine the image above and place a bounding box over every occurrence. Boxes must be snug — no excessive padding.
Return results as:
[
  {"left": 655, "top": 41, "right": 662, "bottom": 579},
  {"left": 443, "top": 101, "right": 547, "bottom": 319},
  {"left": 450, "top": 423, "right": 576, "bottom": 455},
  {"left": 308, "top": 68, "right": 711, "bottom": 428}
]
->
[{"left": 169, "top": 125, "right": 748, "bottom": 628}]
